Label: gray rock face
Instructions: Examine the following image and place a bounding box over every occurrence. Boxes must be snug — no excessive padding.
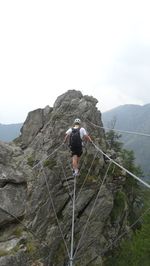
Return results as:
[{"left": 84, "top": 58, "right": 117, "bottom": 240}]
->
[
  {"left": 18, "top": 107, "right": 52, "bottom": 148},
  {"left": 0, "top": 141, "right": 13, "bottom": 164},
  {"left": 0, "top": 252, "right": 28, "bottom": 266},
  {"left": 53, "top": 89, "right": 82, "bottom": 109},
  {"left": 0, "top": 166, "right": 26, "bottom": 187},
  {"left": 19, "top": 108, "right": 44, "bottom": 148},
  {"left": 0, "top": 184, "right": 26, "bottom": 225},
  {"left": 0, "top": 90, "right": 132, "bottom": 265}
]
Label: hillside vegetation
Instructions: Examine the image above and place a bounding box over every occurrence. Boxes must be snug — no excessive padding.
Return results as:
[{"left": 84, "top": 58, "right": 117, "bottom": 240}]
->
[
  {"left": 104, "top": 129, "right": 150, "bottom": 266},
  {"left": 102, "top": 104, "right": 150, "bottom": 177},
  {"left": 105, "top": 188, "right": 150, "bottom": 266}
]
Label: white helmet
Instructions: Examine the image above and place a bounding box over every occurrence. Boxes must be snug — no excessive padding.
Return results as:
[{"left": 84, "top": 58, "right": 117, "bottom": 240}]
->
[{"left": 74, "top": 118, "right": 81, "bottom": 124}]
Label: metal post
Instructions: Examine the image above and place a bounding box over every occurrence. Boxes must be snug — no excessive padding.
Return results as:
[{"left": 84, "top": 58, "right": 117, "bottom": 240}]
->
[{"left": 70, "top": 176, "right": 76, "bottom": 266}]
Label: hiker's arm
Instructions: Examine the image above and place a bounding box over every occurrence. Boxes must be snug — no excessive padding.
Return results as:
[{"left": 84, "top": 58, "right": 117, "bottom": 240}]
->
[
  {"left": 84, "top": 134, "right": 92, "bottom": 142},
  {"left": 64, "top": 134, "right": 69, "bottom": 143},
  {"left": 81, "top": 127, "right": 92, "bottom": 142},
  {"left": 63, "top": 128, "right": 72, "bottom": 143}
]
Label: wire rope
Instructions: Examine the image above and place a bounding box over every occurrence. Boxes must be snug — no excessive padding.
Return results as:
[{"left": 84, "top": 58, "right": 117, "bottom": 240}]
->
[
  {"left": 0, "top": 205, "right": 49, "bottom": 249},
  {"left": 69, "top": 176, "right": 77, "bottom": 266},
  {"left": 91, "top": 141, "right": 150, "bottom": 189},
  {"left": 76, "top": 151, "right": 98, "bottom": 201},
  {"left": 59, "top": 159, "right": 73, "bottom": 200},
  {"left": 41, "top": 166, "right": 70, "bottom": 258},
  {"left": 73, "top": 161, "right": 112, "bottom": 259},
  {"left": 101, "top": 206, "right": 150, "bottom": 256},
  {"left": 32, "top": 143, "right": 64, "bottom": 170},
  {"left": 87, "top": 120, "right": 150, "bottom": 138}
]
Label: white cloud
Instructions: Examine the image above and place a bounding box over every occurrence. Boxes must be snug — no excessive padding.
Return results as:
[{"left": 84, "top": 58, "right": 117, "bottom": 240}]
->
[{"left": 0, "top": 0, "right": 150, "bottom": 123}]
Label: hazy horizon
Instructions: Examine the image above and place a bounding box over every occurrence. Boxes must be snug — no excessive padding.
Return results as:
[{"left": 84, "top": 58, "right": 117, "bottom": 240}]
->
[{"left": 1, "top": 101, "right": 150, "bottom": 125}]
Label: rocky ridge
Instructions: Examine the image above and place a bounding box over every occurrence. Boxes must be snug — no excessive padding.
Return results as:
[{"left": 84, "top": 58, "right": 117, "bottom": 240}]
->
[{"left": 0, "top": 90, "right": 131, "bottom": 265}]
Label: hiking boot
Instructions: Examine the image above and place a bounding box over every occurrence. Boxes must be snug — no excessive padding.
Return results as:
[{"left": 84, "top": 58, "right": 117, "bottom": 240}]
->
[
  {"left": 72, "top": 169, "right": 75, "bottom": 175},
  {"left": 74, "top": 169, "right": 79, "bottom": 176}
]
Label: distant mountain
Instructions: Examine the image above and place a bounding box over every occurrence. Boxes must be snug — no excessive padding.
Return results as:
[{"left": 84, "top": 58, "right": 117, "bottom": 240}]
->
[
  {"left": 102, "top": 104, "right": 150, "bottom": 177},
  {"left": 0, "top": 123, "right": 22, "bottom": 142}
]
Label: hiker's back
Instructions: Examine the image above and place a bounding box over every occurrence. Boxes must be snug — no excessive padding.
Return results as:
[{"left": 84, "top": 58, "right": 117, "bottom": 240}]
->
[{"left": 69, "top": 127, "right": 82, "bottom": 150}]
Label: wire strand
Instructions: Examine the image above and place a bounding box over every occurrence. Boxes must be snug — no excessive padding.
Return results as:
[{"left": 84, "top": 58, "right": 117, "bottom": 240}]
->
[
  {"left": 87, "top": 120, "right": 150, "bottom": 138},
  {"left": 101, "top": 206, "right": 150, "bottom": 256},
  {"left": 91, "top": 141, "right": 150, "bottom": 189},
  {"left": 32, "top": 143, "right": 64, "bottom": 170},
  {"left": 59, "top": 159, "right": 73, "bottom": 201},
  {"left": 0, "top": 205, "right": 49, "bottom": 249},
  {"left": 70, "top": 176, "right": 76, "bottom": 266},
  {"left": 41, "top": 166, "right": 70, "bottom": 258},
  {"left": 76, "top": 151, "right": 98, "bottom": 201},
  {"left": 73, "top": 161, "right": 112, "bottom": 259}
]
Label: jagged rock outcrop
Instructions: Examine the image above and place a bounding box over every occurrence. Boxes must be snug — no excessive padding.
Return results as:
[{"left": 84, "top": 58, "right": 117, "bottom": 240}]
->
[
  {"left": 0, "top": 90, "right": 133, "bottom": 265},
  {"left": 18, "top": 106, "right": 53, "bottom": 149},
  {"left": 0, "top": 141, "right": 27, "bottom": 226}
]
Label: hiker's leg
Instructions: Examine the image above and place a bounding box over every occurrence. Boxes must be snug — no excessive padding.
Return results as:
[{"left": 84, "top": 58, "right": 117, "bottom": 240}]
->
[
  {"left": 72, "top": 155, "right": 78, "bottom": 170},
  {"left": 77, "top": 156, "right": 80, "bottom": 168}
]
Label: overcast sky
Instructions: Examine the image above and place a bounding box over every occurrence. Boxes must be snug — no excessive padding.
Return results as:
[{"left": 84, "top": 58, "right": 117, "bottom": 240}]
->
[{"left": 0, "top": 0, "right": 150, "bottom": 124}]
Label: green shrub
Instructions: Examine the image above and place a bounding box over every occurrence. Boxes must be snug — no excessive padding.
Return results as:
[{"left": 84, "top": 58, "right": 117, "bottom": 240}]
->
[
  {"left": 105, "top": 190, "right": 150, "bottom": 266},
  {"left": 111, "top": 191, "right": 127, "bottom": 223}
]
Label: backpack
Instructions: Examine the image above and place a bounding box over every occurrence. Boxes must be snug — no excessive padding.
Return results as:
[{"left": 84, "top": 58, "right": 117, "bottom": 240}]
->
[{"left": 69, "top": 128, "right": 82, "bottom": 150}]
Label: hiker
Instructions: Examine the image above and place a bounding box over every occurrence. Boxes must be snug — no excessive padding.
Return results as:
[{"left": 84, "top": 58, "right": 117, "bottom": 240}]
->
[{"left": 64, "top": 118, "right": 92, "bottom": 176}]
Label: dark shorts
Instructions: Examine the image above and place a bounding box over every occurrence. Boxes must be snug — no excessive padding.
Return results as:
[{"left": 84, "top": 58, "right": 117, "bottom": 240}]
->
[{"left": 71, "top": 148, "right": 83, "bottom": 157}]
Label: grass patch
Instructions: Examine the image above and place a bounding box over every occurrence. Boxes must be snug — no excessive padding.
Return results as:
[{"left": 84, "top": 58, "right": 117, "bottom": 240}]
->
[
  {"left": 0, "top": 249, "right": 9, "bottom": 257},
  {"left": 27, "top": 156, "right": 35, "bottom": 167},
  {"left": 13, "top": 227, "right": 23, "bottom": 238},
  {"left": 26, "top": 241, "right": 37, "bottom": 255},
  {"left": 43, "top": 159, "right": 56, "bottom": 169}
]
